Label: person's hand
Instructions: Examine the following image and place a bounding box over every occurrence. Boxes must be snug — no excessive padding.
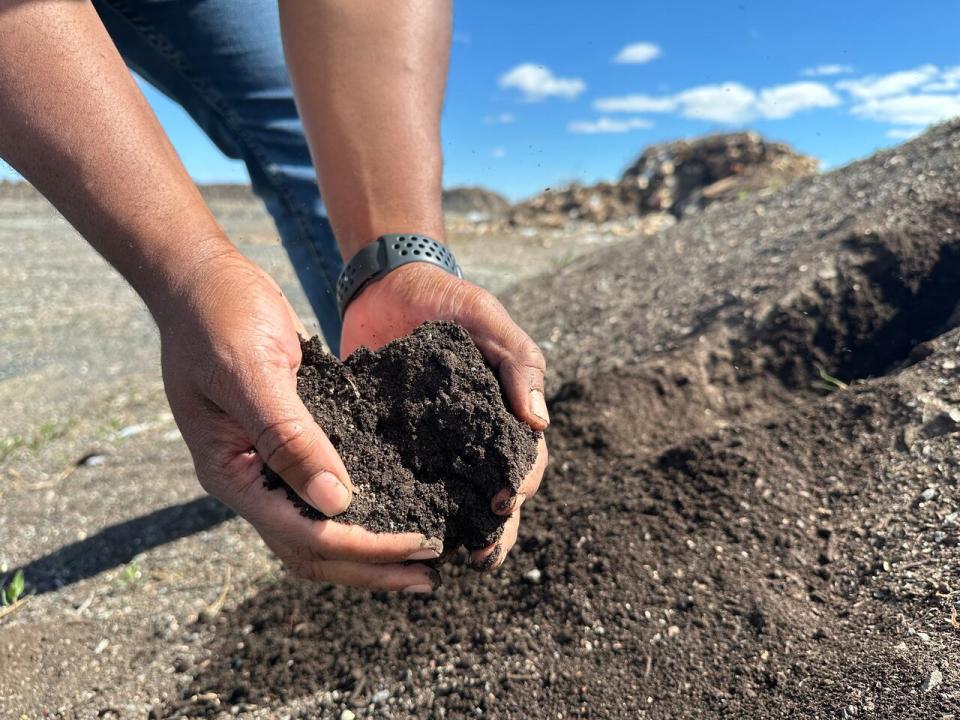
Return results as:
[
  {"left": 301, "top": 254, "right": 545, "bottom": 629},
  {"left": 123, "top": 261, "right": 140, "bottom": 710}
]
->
[
  {"left": 341, "top": 262, "right": 550, "bottom": 570},
  {"left": 156, "top": 249, "right": 442, "bottom": 592}
]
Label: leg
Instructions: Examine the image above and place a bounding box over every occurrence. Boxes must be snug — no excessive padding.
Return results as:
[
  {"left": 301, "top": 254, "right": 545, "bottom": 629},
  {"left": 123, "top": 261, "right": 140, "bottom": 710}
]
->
[{"left": 91, "top": 0, "right": 344, "bottom": 354}]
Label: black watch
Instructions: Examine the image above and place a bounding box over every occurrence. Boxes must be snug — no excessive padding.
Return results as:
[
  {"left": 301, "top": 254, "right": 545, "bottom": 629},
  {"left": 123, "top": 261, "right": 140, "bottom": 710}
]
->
[{"left": 335, "top": 234, "right": 463, "bottom": 318}]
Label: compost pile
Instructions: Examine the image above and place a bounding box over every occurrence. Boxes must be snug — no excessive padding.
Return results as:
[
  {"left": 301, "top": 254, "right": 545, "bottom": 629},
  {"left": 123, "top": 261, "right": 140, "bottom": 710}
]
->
[
  {"left": 169, "top": 124, "right": 960, "bottom": 719},
  {"left": 507, "top": 131, "right": 817, "bottom": 227},
  {"left": 263, "top": 321, "right": 539, "bottom": 552}
]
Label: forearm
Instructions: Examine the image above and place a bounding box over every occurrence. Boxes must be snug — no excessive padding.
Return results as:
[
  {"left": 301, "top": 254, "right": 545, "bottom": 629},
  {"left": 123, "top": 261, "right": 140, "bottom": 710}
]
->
[
  {"left": 278, "top": 0, "right": 451, "bottom": 259},
  {"left": 0, "top": 0, "right": 232, "bottom": 316}
]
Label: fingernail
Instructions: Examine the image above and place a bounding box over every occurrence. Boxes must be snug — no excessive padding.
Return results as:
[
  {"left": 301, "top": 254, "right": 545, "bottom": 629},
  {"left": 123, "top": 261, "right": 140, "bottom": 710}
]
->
[
  {"left": 406, "top": 548, "right": 441, "bottom": 561},
  {"left": 403, "top": 569, "right": 442, "bottom": 593},
  {"left": 406, "top": 537, "right": 443, "bottom": 561},
  {"left": 470, "top": 543, "right": 501, "bottom": 572},
  {"left": 307, "top": 470, "right": 352, "bottom": 515},
  {"left": 495, "top": 492, "right": 523, "bottom": 514},
  {"left": 530, "top": 389, "right": 550, "bottom": 424}
]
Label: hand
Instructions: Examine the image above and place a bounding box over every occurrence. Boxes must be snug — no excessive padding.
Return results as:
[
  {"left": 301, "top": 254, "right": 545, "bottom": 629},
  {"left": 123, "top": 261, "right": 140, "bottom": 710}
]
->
[
  {"left": 156, "top": 249, "right": 442, "bottom": 592},
  {"left": 341, "top": 262, "right": 550, "bottom": 569}
]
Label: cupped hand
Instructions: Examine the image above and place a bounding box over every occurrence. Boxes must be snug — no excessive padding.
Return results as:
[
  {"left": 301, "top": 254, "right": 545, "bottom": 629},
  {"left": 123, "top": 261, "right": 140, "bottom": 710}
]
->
[
  {"left": 341, "top": 262, "right": 550, "bottom": 570},
  {"left": 156, "top": 249, "right": 441, "bottom": 592}
]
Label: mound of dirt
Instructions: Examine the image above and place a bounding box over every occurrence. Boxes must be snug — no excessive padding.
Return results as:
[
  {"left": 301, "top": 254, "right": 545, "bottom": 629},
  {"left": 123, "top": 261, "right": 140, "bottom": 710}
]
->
[
  {"left": 263, "top": 322, "right": 539, "bottom": 551},
  {"left": 508, "top": 132, "right": 817, "bottom": 228},
  {"left": 442, "top": 186, "right": 510, "bottom": 220},
  {"left": 167, "top": 123, "right": 960, "bottom": 719}
]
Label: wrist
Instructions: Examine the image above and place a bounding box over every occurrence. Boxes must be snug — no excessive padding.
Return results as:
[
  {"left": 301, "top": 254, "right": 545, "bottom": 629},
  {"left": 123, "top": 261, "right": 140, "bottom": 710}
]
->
[{"left": 133, "top": 234, "right": 244, "bottom": 327}]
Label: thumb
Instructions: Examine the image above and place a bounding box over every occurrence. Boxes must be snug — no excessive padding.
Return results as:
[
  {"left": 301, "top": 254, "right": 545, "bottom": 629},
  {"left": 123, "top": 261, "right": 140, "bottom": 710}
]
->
[
  {"left": 219, "top": 366, "right": 353, "bottom": 516},
  {"left": 467, "top": 304, "right": 550, "bottom": 431}
]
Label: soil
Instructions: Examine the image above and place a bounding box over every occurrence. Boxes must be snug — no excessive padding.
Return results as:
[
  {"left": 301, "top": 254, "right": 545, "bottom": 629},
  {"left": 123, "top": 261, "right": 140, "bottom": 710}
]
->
[
  {"left": 263, "top": 321, "right": 540, "bottom": 551},
  {"left": 164, "top": 123, "right": 960, "bottom": 719},
  {"left": 6, "top": 126, "right": 960, "bottom": 720}
]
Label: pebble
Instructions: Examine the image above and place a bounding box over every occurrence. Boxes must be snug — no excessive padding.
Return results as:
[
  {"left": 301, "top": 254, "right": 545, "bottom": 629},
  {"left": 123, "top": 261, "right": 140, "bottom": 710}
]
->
[
  {"left": 523, "top": 568, "right": 543, "bottom": 584},
  {"left": 339, "top": 711, "right": 356, "bottom": 720},
  {"left": 919, "top": 488, "right": 938, "bottom": 503},
  {"left": 925, "top": 668, "right": 944, "bottom": 692},
  {"left": 372, "top": 690, "right": 390, "bottom": 704}
]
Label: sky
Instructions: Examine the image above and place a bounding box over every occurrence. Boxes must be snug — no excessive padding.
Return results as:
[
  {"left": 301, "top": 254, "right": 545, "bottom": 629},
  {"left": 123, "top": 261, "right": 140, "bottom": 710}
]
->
[{"left": 3, "top": 1, "right": 960, "bottom": 200}]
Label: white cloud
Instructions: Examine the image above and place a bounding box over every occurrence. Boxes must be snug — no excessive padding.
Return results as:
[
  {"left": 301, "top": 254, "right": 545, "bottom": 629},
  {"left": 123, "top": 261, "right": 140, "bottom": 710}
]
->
[
  {"left": 922, "top": 65, "right": 960, "bottom": 92},
  {"left": 886, "top": 127, "right": 923, "bottom": 140},
  {"left": 613, "top": 42, "right": 662, "bottom": 65},
  {"left": 491, "top": 147, "right": 507, "bottom": 158},
  {"left": 851, "top": 93, "right": 960, "bottom": 125},
  {"left": 593, "top": 94, "right": 678, "bottom": 113},
  {"left": 568, "top": 117, "right": 654, "bottom": 134},
  {"left": 801, "top": 64, "right": 854, "bottom": 77},
  {"left": 594, "top": 81, "right": 840, "bottom": 124},
  {"left": 674, "top": 83, "right": 759, "bottom": 123},
  {"left": 837, "top": 65, "right": 939, "bottom": 99},
  {"left": 499, "top": 64, "right": 585, "bottom": 101},
  {"left": 483, "top": 112, "right": 516, "bottom": 124},
  {"left": 756, "top": 82, "right": 842, "bottom": 119}
]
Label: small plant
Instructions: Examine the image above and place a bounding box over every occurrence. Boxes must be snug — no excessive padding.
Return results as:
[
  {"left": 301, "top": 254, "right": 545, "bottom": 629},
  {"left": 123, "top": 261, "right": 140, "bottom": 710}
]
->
[
  {"left": 119, "top": 560, "right": 141, "bottom": 586},
  {"left": 1, "top": 569, "right": 25, "bottom": 605},
  {"left": 0, "top": 435, "right": 25, "bottom": 461},
  {"left": 813, "top": 364, "right": 849, "bottom": 392}
]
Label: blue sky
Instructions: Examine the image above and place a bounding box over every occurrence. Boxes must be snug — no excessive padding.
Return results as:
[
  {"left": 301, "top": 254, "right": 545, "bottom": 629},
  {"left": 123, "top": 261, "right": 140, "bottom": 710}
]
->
[{"left": 4, "top": 1, "right": 960, "bottom": 200}]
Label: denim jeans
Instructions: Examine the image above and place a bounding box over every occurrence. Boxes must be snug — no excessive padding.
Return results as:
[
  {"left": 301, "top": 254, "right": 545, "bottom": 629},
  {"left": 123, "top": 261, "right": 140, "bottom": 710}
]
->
[{"left": 91, "top": 0, "right": 344, "bottom": 356}]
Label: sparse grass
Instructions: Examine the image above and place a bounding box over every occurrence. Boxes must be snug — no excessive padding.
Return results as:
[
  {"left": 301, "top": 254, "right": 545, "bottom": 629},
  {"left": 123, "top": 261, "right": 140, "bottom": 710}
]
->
[
  {"left": 0, "top": 435, "right": 26, "bottom": 462},
  {"left": 100, "top": 417, "right": 124, "bottom": 437},
  {"left": 0, "top": 419, "right": 75, "bottom": 462},
  {"left": 1, "top": 569, "right": 25, "bottom": 605},
  {"left": 552, "top": 250, "right": 577, "bottom": 269},
  {"left": 814, "top": 364, "right": 849, "bottom": 392}
]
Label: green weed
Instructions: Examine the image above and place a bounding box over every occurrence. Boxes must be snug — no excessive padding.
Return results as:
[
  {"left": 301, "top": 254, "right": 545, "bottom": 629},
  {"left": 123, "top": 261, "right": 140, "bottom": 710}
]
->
[
  {"left": 1, "top": 569, "right": 25, "bottom": 605},
  {"left": 814, "top": 365, "right": 849, "bottom": 392}
]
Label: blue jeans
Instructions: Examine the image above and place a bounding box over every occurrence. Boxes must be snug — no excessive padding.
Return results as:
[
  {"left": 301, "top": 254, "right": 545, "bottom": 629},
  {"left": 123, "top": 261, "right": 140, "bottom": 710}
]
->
[{"left": 91, "top": 0, "right": 344, "bottom": 356}]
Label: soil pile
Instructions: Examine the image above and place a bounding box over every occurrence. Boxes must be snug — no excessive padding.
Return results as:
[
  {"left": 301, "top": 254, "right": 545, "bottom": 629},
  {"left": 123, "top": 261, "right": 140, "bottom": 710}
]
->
[
  {"left": 168, "top": 123, "right": 960, "bottom": 719},
  {"left": 508, "top": 131, "right": 817, "bottom": 228},
  {"left": 442, "top": 186, "right": 511, "bottom": 221},
  {"left": 263, "top": 322, "right": 539, "bottom": 551}
]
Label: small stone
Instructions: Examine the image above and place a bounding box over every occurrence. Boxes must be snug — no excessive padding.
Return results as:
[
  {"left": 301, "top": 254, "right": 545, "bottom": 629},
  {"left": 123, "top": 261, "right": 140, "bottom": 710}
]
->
[
  {"left": 918, "top": 632, "right": 931, "bottom": 643},
  {"left": 925, "top": 668, "right": 944, "bottom": 692},
  {"left": 919, "top": 488, "right": 938, "bottom": 503},
  {"left": 523, "top": 568, "right": 543, "bottom": 584},
  {"left": 372, "top": 690, "right": 390, "bottom": 704},
  {"left": 667, "top": 625, "right": 680, "bottom": 638},
  {"left": 339, "top": 711, "right": 356, "bottom": 720}
]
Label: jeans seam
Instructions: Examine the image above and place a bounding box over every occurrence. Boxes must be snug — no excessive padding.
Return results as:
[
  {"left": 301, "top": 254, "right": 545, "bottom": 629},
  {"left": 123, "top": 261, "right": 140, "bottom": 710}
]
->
[{"left": 98, "top": 0, "right": 341, "bottom": 304}]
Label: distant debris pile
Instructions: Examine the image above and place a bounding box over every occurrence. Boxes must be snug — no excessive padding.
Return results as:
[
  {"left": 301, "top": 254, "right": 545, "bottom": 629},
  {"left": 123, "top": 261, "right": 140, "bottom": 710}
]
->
[
  {"left": 507, "top": 132, "right": 818, "bottom": 229},
  {"left": 442, "top": 186, "right": 510, "bottom": 222}
]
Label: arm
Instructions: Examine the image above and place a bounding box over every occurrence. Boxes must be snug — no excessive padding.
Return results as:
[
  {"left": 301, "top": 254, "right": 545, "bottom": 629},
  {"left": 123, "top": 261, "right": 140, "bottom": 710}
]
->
[
  {"left": 280, "top": 0, "right": 549, "bottom": 568},
  {"left": 0, "top": 0, "right": 440, "bottom": 590}
]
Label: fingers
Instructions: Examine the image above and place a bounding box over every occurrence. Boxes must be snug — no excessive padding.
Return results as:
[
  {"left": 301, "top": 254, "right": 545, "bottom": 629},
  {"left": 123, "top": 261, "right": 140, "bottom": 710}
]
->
[
  {"left": 491, "top": 436, "right": 547, "bottom": 515},
  {"left": 226, "top": 459, "right": 443, "bottom": 563},
  {"left": 299, "top": 559, "right": 442, "bottom": 593},
  {"left": 311, "top": 521, "right": 443, "bottom": 563},
  {"left": 461, "top": 294, "right": 549, "bottom": 432},
  {"left": 499, "top": 350, "right": 550, "bottom": 431},
  {"left": 470, "top": 511, "right": 520, "bottom": 570},
  {"left": 219, "top": 365, "right": 354, "bottom": 517}
]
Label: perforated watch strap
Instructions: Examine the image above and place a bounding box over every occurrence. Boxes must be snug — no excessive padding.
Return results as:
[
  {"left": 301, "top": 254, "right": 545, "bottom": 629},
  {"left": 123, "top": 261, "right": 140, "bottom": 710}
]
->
[{"left": 336, "top": 234, "right": 463, "bottom": 318}]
